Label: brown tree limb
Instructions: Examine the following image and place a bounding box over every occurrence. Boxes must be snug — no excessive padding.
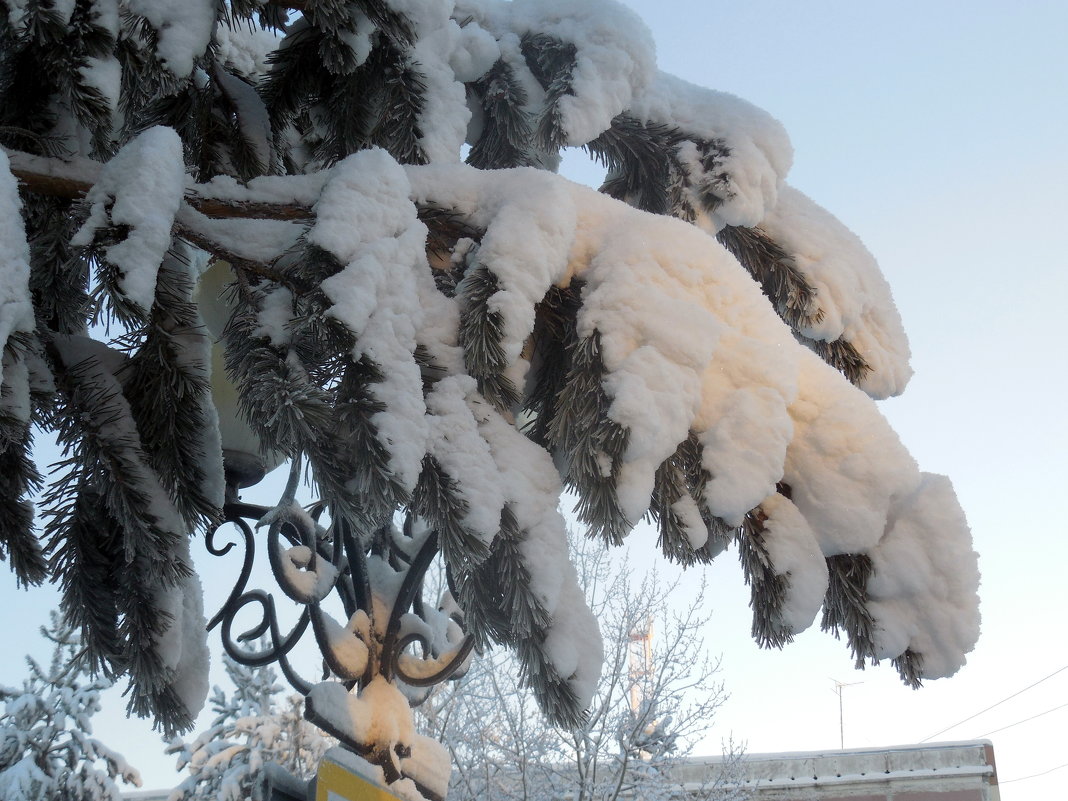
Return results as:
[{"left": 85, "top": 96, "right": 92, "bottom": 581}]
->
[{"left": 4, "top": 147, "right": 315, "bottom": 221}]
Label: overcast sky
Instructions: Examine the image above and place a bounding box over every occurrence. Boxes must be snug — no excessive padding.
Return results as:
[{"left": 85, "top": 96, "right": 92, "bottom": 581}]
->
[{"left": 2, "top": 2, "right": 1066, "bottom": 799}]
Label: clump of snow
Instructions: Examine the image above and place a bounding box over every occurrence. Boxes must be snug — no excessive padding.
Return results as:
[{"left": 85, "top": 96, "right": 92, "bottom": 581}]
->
[
  {"left": 506, "top": 0, "right": 657, "bottom": 145},
  {"left": 155, "top": 568, "right": 212, "bottom": 722},
  {"left": 425, "top": 376, "right": 506, "bottom": 546},
  {"left": 310, "top": 149, "right": 433, "bottom": 493},
  {"left": 568, "top": 185, "right": 797, "bottom": 526},
  {"left": 760, "top": 184, "right": 912, "bottom": 398},
  {"left": 783, "top": 354, "right": 917, "bottom": 557},
  {"left": 316, "top": 610, "right": 370, "bottom": 681},
  {"left": 72, "top": 126, "right": 187, "bottom": 314},
  {"left": 628, "top": 71, "right": 793, "bottom": 230},
  {"left": 196, "top": 170, "right": 329, "bottom": 208},
  {"left": 448, "top": 19, "right": 500, "bottom": 83},
  {"left": 386, "top": 0, "right": 478, "bottom": 163},
  {"left": 215, "top": 21, "right": 280, "bottom": 77},
  {"left": 274, "top": 540, "right": 340, "bottom": 604},
  {"left": 308, "top": 677, "right": 451, "bottom": 798},
  {"left": 466, "top": 390, "right": 603, "bottom": 707},
  {"left": 404, "top": 158, "right": 977, "bottom": 676},
  {"left": 866, "top": 473, "right": 980, "bottom": 678},
  {"left": 758, "top": 492, "right": 828, "bottom": 635},
  {"left": 125, "top": 0, "right": 215, "bottom": 78}
]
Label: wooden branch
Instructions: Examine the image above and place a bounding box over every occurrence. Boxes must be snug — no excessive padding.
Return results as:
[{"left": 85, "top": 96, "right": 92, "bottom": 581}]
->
[
  {"left": 187, "top": 196, "right": 314, "bottom": 221},
  {"left": 5, "top": 150, "right": 98, "bottom": 201},
  {"left": 4, "top": 147, "right": 315, "bottom": 221}
]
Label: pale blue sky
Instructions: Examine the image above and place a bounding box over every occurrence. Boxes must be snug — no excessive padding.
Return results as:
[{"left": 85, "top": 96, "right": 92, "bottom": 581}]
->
[
  {"left": 3, "top": 2, "right": 1066, "bottom": 798},
  {"left": 609, "top": 2, "right": 1068, "bottom": 798}
]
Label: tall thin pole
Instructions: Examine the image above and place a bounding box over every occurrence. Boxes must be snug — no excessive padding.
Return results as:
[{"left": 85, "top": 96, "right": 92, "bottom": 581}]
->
[{"left": 832, "top": 679, "right": 863, "bottom": 749}]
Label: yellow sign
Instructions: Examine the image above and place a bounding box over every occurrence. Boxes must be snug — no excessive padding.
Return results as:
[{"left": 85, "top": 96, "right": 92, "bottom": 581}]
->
[{"left": 315, "top": 755, "right": 402, "bottom": 801}]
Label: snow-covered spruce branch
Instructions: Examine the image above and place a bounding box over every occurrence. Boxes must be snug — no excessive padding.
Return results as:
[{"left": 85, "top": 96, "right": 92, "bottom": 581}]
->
[{"left": 0, "top": 0, "right": 979, "bottom": 779}]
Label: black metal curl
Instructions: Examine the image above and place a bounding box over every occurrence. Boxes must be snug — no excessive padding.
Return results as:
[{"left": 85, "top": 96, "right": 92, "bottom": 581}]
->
[
  {"left": 207, "top": 495, "right": 474, "bottom": 697},
  {"left": 205, "top": 513, "right": 257, "bottom": 632},
  {"left": 392, "top": 631, "right": 476, "bottom": 688},
  {"left": 219, "top": 590, "right": 313, "bottom": 695}
]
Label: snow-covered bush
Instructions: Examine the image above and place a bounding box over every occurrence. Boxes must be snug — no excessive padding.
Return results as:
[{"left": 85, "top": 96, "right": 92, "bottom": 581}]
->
[
  {"left": 0, "top": 612, "right": 141, "bottom": 801},
  {"left": 168, "top": 655, "right": 333, "bottom": 801},
  {"left": 0, "top": 0, "right": 979, "bottom": 779}
]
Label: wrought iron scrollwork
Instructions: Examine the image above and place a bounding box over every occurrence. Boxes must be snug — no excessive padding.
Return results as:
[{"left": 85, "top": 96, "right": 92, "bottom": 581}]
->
[{"left": 205, "top": 482, "right": 474, "bottom": 781}]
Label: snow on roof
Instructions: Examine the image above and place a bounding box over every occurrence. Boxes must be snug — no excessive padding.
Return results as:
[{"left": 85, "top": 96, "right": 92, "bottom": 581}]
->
[{"left": 672, "top": 740, "right": 998, "bottom": 793}]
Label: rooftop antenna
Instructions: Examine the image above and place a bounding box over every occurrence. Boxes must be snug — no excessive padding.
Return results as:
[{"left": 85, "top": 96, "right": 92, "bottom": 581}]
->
[{"left": 832, "top": 678, "right": 863, "bottom": 749}]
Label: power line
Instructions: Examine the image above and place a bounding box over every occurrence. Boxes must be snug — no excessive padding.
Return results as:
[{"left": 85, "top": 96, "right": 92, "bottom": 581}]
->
[
  {"left": 1001, "top": 761, "right": 1068, "bottom": 784},
  {"left": 920, "top": 663, "right": 1068, "bottom": 742},
  {"left": 977, "top": 700, "right": 1068, "bottom": 738}
]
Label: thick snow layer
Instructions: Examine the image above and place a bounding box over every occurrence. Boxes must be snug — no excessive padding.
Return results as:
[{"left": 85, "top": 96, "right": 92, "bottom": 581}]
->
[
  {"left": 467, "top": 390, "right": 603, "bottom": 706},
  {"left": 386, "top": 0, "right": 477, "bottom": 163},
  {"left": 758, "top": 493, "right": 828, "bottom": 635},
  {"left": 317, "top": 610, "right": 370, "bottom": 681},
  {"left": 569, "top": 186, "right": 798, "bottom": 526},
  {"left": 866, "top": 473, "right": 981, "bottom": 678},
  {"left": 0, "top": 153, "right": 35, "bottom": 385},
  {"left": 403, "top": 162, "right": 978, "bottom": 675},
  {"left": 72, "top": 126, "right": 187, "bottom": 313},
  {"left": 506, "top": 0, "right": 656, "bottom": 145},
  {"left": 179, "top": 209, "right": 304, "bottom": 266},
  {"left": 214, "top": 22, "right": 279, "bottom": 77},
  {"left": 310, "top": 150, "right": 434, "bottom": 492},
  {"left": 125, "top": 0, "right": 215, "bottom": 78},
  {"left": 275, "top": 542, "right": 340, "bottom": 604},
  {"left": 761, "top": 185, "right": 912, "bottom": 398},
  {"left": 154, "top": 568, "right": 211, "bottom": 722},
  {"left": 628, "top": 71, "right": 793, "bottom": 230},
  {"left": 424, "top": 377, "right": 506, "bottom": 545},
  {"left": 308, "top": 678, "right": 450, "bottom": 798}
]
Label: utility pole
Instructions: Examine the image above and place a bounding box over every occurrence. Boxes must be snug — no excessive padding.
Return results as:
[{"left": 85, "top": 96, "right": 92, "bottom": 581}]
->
[{"left": 832, "top": 679, "right": 863, "bottom": 749}]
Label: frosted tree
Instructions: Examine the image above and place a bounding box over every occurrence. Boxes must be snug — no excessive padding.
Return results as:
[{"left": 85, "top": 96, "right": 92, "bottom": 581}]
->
[
  {"left": 0, "top": 611, "right": 141, "bottom": 801},
  {"left": 418, "top": 535, "right": 749, "bottom": 801},
  {"left": 0, "top": 0, "right": 980, "bottom": 797},
  {"left": 168, "top": 655, "right": 333, "bottom": 801}
]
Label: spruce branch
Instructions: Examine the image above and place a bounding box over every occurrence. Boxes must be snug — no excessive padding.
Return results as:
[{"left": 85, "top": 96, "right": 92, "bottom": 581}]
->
[
  {"left": 520, "top": 32, "right": 578, "bottom": 154},
  {"left": 716, "top": 224, "right": 822, "bottom": 331},
  {"left": 457, "top": 505, "right": 553, "bottom": 649},
  {"left": 717, "top": 224, "right": 873, "bottom": 385},
  {"left": 412, "top": 454, "right": 490, "bottom": 571},
  {"left": 585, "top": 114, "right": 686, "bottom": 216},
  {"left": 821, "top": 553, "right": 879, "bottom": 669},
  {"left": 547, "top": 330, "right": 631, "bottom": 545},
  {"left": 0, "top": 404, "right": 46, "bottom": 587},
  {"left": 467, "top": 59, "right": 538, "bottom": 170},
  {"left": 457, "top": 262, "right": 520, "bottom": 413},
  {"left": 735, "top": 506, "right": 793, "bottom": 649},
  {"left": 117, "top": 249, "right": 223, "bottom": 530},
  {"left": 43, "top": 487, "right": 124, "bottom": 676},
  {"left": 523, "top": 283, "right": 582, "bottom": 448},
  {"left": 647, "top": 436, "right": 731, "bottom": 567}
]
